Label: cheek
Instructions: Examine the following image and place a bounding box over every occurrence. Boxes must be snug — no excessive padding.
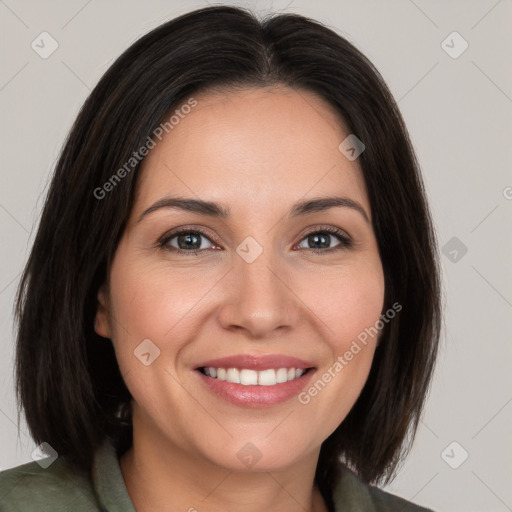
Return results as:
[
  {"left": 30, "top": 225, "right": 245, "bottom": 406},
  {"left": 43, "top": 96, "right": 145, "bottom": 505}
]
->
[
  {"left": 105, "top": 248, "right": 207, "bottom": 367},
  {"left": 106, "top": 254, "right": 218, "bottom": 424},
  {"left": 302, "top": 263, "right": 385, "bottom": 351},
  {"left": 109, "top": 266, "right": 204, "bottom": 336},
  {"left": 293, "top": 263, "right": 385, "bottom": 429}
]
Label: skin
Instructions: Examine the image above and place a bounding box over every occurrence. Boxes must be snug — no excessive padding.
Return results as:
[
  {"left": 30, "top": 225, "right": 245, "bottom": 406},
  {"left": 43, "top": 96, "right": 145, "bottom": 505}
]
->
[{"left": 95, "top": 85, "right": 385, "bottom": 512}]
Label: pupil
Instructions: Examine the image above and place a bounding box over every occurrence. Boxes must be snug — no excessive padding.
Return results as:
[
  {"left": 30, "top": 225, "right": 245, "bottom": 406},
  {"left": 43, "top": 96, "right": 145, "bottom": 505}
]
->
[
  {"left": 179, "top": 233, "right": 200, "bottom": 250},
  {"left": 309, "top": 233, "right": 329, "bottom": 249}
]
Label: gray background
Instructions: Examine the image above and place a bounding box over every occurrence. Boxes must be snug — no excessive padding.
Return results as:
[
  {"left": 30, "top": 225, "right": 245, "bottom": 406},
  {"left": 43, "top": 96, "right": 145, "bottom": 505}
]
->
[{"left": 1, "top": 1, "right": 511, "bottom": 511}]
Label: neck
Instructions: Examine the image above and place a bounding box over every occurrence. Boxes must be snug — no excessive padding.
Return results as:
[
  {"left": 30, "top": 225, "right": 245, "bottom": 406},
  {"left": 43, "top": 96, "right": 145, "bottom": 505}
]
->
[{"left": 119, "top": 411, "right": 329, "bottom": 512}]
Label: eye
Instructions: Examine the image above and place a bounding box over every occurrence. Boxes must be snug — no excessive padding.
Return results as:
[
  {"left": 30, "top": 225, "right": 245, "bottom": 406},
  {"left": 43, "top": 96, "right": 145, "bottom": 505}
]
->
[
  {"left": 160, "top": 228, "right": 217, "bottom": 256},
  {"left": 296, "top": 227, "right": 352, "bottom": 254},
  {"left": 159, "top": 226, "right": 353, "bottom": 257}
]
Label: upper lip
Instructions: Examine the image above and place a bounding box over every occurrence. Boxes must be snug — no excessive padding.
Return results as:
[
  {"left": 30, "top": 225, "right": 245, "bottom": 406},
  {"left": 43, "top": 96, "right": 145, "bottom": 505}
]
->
[{"left": 195, "top": 354, "right": 316, "bottom": 371}]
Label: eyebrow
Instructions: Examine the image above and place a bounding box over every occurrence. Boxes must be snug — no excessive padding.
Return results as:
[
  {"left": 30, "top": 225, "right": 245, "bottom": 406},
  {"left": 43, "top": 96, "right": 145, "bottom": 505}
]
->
[{"left": 137, "top": 195, "right": 370, "bottom": 224}]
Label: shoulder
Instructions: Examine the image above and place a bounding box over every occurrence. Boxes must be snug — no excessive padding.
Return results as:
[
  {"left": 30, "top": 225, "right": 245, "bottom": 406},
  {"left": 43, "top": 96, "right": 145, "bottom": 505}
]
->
[
  {"left": 366, "top": 483, "right": 435, "bottom": 512},
  {"left": 333, "top": 465, "right": 437, "bottom": 512},
  {"left": 0, "top": 456, "right": 100, "bottom": 512}
]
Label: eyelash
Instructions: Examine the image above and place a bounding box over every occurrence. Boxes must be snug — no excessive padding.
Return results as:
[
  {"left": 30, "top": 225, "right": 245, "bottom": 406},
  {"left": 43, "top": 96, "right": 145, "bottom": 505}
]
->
[{"left": 158, "top": 226, "right": 353, "bottom": 257}]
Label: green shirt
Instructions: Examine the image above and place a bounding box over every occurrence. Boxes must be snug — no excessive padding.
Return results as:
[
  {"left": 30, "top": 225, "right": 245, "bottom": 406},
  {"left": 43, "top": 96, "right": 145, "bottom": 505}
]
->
[{"left": 0, "top": 440, "right": 435, "bottom": 511}]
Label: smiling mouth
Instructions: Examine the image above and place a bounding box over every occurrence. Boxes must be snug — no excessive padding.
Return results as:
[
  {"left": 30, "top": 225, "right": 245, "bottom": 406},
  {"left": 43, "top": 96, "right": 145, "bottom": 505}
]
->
[{"left": 197, "top": 367, "right": 315, "bottom": 386}]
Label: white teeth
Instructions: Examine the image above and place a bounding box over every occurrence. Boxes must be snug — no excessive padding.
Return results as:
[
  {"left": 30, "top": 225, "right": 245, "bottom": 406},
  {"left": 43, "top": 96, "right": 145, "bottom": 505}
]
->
[
  {"left": 240, "top": 369, "right": 258, "bottom": 385},
  {"left": 276, "top": 368, "right": 288, "bottom": 383},
  {"left": 226, "top": 368, "right": 240, "bottom": 383},
  {"left": 201, "top": 366, "right": 308, "bottom": 385},
  {"left": 258, "top": 369, "right": 276, "bottom": 386}
]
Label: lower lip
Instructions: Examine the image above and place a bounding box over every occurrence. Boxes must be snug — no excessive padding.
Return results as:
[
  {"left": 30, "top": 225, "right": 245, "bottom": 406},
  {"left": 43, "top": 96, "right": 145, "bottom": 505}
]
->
[{"left": 195, "top": 369, "right": 316, "bottom": 408}]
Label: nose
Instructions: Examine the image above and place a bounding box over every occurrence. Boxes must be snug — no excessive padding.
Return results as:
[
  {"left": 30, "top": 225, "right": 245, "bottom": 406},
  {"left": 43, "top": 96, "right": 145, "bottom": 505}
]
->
[{"left": 217, "top": 248, "right": 300, "bottom": 338}]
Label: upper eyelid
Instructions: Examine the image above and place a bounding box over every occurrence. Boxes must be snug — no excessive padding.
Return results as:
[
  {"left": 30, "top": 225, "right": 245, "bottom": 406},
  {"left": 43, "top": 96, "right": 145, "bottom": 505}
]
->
[{"left": 160, "top": 226, "right": 220, "bottom": 246}]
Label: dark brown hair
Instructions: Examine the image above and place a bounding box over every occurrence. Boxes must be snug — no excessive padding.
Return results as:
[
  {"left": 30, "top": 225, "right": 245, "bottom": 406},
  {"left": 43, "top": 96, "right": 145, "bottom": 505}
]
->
[{"left": 15, "top": 5, "right": 441, "bottom": 510}]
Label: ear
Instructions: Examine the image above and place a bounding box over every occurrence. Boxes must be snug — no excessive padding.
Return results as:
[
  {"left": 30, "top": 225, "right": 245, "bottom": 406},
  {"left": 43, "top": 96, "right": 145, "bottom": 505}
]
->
[{"left": 94, "top": 284, "right": 112, "bottom": 338}]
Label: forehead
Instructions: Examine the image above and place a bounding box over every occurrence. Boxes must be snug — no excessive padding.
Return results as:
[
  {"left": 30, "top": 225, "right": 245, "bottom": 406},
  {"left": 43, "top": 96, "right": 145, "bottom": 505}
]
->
[{"left": 134, "top": 85, "right": 370, "bottom": 219}]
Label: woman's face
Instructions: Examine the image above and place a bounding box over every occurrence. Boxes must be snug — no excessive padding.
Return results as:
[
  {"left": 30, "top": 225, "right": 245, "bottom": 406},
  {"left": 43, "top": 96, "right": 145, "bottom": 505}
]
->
[{"left": 95, "top": 85, "right": 385, "bottom": 471}]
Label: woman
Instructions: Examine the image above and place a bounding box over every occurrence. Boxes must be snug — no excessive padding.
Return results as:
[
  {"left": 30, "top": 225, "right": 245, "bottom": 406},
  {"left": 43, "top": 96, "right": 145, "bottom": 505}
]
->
[{"left": 0, "top": 5, "right": 441, "bottom": 511}]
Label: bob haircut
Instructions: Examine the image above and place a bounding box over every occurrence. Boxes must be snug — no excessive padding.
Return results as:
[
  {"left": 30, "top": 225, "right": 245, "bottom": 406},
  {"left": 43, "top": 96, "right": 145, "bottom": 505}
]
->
[{"left": 14, "top": 4, "right": 441, "bottom": 506}]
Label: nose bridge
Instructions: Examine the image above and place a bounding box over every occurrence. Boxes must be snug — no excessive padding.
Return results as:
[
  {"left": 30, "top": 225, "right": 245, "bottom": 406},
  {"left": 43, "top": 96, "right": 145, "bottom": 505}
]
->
[{"left": 218, "top": 239, "right": 298, "bottom": 336}]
